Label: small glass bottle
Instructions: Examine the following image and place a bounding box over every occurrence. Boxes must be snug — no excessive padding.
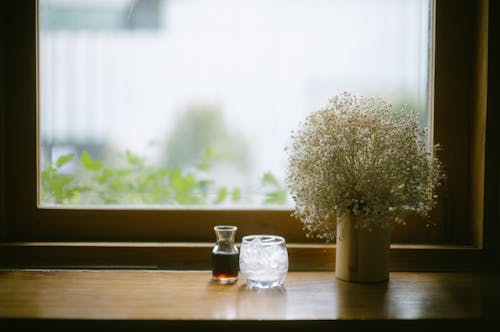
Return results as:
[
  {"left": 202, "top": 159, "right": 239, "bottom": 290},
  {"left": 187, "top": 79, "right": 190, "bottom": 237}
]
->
[{"left": 212, "top": 225, "right": 239, "bottom": 284}]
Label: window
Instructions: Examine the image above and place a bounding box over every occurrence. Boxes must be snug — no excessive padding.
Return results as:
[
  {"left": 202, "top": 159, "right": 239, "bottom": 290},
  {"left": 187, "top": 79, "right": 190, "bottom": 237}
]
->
[
  {"left": 1, "top": 0, "right": 489, "bottom": 258},
  {"left": 39, "top": 0, "right": 431, "bottom": 210}
]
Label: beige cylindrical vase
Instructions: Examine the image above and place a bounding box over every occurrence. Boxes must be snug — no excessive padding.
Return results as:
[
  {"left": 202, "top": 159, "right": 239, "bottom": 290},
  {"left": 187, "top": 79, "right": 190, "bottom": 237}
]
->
[{"left": 335, "top": 214, "right": 390, "bottom": 283}]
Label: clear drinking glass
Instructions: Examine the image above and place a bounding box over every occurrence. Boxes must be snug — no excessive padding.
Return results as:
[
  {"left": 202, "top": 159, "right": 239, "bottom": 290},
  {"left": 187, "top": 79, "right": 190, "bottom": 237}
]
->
[{"left": 239, "top": 235, "right": 288, "bottom": 288}]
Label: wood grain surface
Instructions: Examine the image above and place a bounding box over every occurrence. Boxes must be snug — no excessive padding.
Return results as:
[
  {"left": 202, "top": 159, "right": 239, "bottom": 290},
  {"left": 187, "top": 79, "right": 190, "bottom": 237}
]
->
[{"left": 1, "top": 270, "right": 499, "bottom": 321}]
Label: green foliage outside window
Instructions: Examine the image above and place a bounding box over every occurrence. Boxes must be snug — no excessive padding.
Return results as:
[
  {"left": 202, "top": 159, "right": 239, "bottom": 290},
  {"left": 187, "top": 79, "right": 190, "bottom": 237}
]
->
[{"left": 41, "top": 149, "right": 288, "bottom": 206}]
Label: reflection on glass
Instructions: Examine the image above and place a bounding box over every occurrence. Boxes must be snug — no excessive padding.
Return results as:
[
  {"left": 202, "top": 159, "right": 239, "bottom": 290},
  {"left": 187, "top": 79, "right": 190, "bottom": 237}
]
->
[{"left": 39, "top": 0, "right": 432, "bottom": 207}]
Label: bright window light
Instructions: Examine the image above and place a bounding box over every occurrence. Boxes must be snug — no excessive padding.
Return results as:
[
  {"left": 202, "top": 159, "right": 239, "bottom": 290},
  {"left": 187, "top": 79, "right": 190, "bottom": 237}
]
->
[{"left": 39, "top": 0, "right": 432, "bottom": 208}]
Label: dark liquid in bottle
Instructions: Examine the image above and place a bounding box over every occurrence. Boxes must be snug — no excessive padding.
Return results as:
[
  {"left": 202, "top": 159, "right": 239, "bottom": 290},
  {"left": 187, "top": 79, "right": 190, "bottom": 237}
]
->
[{"left": 212, "top": 253, "right": 239, "bottom": 283}]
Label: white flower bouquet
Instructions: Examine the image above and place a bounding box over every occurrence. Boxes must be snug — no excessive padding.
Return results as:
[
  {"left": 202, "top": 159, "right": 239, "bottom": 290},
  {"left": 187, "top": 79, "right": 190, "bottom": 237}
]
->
[{"left": 286, "top": 92, "right": 445, "bottom": 241}]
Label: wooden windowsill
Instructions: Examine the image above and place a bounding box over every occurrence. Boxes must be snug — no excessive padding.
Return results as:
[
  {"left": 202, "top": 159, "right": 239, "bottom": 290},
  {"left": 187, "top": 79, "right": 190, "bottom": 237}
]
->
[
  {"left": 0, "top": 242, "right": 487, "bottom": 271},
  {"left": 1, "top": 270, "right": 499, "bottom": 330}
]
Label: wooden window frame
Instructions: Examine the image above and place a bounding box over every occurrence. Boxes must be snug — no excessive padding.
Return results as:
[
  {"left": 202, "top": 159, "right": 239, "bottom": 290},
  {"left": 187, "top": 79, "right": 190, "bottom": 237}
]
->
[{"left": 1, "top": 0, "right": 496, "bottom": 270}]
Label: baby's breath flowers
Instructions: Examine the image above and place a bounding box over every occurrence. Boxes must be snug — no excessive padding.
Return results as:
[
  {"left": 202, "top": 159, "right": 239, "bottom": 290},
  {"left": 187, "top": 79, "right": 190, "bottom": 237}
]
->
[{"left": 286, "top": 92, "right": 445, "bottom": 241}]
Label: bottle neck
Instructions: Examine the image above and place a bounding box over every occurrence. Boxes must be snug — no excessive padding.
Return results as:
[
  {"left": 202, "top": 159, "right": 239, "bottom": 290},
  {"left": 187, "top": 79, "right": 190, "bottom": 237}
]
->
[
  {"left": 216, "top": 232, "right": 236, "bottom": 244},
  {"left": 214, "top": 226, "right": 237, "bottom": 243}
]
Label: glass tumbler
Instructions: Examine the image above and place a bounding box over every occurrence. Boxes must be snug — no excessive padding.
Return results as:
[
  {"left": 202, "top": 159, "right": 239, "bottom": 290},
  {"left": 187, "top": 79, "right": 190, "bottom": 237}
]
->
[{"left": 239, "top": 235, "right": 288, "bottom": 288}]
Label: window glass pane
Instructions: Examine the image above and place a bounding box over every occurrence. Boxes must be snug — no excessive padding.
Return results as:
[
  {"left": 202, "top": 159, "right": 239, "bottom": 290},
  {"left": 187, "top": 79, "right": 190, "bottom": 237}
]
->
[{"left": 39, "top": 0, "right": 432, "bottom": 208}]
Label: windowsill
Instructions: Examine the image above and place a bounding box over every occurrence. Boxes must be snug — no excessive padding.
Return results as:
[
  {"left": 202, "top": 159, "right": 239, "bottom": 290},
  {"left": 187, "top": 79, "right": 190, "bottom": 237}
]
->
[
  {"left": 0, "top": 242, "right": 487, "bottom": 271},
  {"left": 0, "top": 270, "right": 499, "bottom": 330}
]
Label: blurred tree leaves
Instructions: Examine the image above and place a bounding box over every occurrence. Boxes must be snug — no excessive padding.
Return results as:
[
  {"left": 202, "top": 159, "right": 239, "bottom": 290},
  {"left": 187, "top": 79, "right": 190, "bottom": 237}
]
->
[
  {"left": 261, "top": 172, "right": 288, "bottom": 205},
  {"left": 41, "top": 150, "right": 287, "bottom": 206},
  {"left": 162, "top": 104, "right": 249, "bottom": 170}
]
